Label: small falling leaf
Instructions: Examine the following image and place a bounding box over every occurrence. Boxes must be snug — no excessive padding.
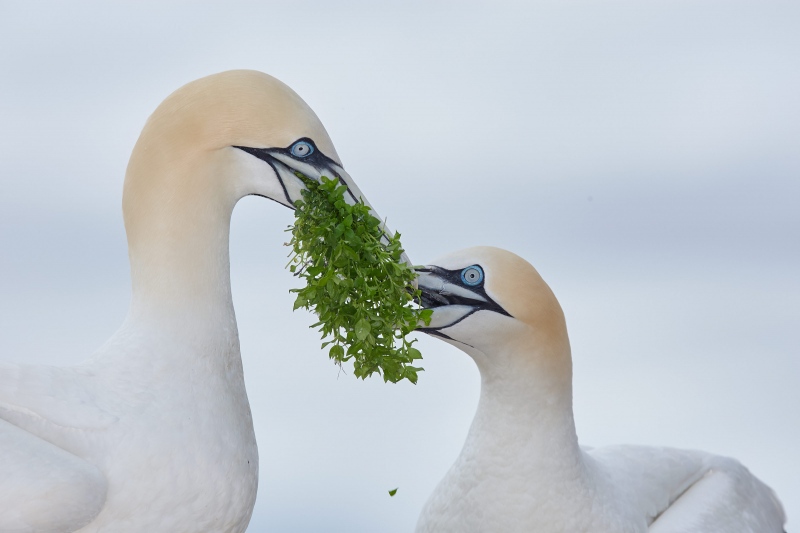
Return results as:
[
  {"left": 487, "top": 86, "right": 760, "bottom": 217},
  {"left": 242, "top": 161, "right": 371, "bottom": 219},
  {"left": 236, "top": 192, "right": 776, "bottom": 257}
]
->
[{"left": 388, "top": 488, "right": 398, "bottom": 497}]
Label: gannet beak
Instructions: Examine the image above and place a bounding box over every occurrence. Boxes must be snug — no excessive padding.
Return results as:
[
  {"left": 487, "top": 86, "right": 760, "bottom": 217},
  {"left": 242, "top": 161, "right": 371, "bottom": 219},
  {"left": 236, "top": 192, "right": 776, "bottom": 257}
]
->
[
  {"left": 415, "top": 265, "right": 510, "bottom": 339},
  {"left": 235, "top": 139, "right": 411, "bottom": 265}
]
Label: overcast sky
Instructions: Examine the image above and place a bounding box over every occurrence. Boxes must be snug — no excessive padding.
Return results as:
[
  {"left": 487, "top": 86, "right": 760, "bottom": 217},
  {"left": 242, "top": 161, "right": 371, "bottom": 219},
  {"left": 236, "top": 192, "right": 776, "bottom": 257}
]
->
[{"left": 1, "top": 1, "right": 798, "bottom": 531}]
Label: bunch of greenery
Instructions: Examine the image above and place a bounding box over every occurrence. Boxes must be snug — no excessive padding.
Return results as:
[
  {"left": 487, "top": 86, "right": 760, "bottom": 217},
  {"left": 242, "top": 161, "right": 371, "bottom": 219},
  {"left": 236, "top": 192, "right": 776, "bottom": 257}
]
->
[{"left": 286, "top": 175, "right": 432, "bottom": 384}]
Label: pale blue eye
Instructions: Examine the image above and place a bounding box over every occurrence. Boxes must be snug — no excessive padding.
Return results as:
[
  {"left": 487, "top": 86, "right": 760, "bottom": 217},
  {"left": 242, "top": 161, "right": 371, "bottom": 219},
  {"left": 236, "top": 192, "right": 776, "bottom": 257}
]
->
[
  {"left": 460, "top": 265, "right": 483, "bottom": 286},
  {"left": 290, "top": 140, "right": 314, "bottom": 158}
]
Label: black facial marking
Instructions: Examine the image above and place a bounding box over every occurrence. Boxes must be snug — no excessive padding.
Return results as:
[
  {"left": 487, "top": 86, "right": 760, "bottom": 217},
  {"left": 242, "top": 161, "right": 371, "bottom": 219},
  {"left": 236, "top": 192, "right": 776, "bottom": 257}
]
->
[
  {"left": 424, "top": 328, "right": 476, "bottom": 349},
  {"left": 415, "top": 265, "right": 511, "bottom": 318},
  {"left": 233, "top": 138, "right": 345, "bottom": 207},
  {"left": 236, "top": 138, "right": 332, "bottom": 167},
  {"left": 415, "top": 264, "right": 512, "bottom": 335},
  {"left": 273, "top": 138, "right": 333, "bottom": 168},
  {"left": 235, "top": 145, "right": 294, "bottom": 205}
]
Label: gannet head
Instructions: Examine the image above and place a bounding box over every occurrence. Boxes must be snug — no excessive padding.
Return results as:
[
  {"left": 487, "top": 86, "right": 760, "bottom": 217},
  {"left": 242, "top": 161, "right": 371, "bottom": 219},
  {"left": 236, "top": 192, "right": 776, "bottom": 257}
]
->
[
  {"left": 124, "top": 69, "right": 367, "bottom": 214},
  {"left": 416, "top": 246, "right": 569, "bottom": 367},
  {"left": 123, "top": 70, "right": 396, "bottom": 309}
]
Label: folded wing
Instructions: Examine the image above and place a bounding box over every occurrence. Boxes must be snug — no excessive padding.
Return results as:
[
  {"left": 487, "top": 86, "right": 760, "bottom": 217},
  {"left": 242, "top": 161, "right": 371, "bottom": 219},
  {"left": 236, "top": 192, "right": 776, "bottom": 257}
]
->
[
  {"left": 589, "top": 445, "right": 786, "bottom": 533},
  {"left": 0, "top": 418, "right": 106, "bottom": 533}
]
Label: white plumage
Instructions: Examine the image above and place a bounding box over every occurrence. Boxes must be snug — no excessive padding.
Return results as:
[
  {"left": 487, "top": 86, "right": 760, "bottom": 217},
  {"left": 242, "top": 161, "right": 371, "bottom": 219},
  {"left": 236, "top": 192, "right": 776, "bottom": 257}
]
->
[
  {"left": 0, "top": 70, "right": 369, "bottom": 533},
  {"left": 415, "top": 246, "right": 786, "bottom": 533}
]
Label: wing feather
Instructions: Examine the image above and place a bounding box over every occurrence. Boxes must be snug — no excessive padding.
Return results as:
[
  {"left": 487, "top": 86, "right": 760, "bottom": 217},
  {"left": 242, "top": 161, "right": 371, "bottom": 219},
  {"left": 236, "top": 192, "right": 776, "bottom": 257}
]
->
[
  {"left": 0, "top": 419, "right": 106, "bottom": 533},
  {"left": 648, "top": 457, "right": 786, "bottom": 533},
  {"left": 587, "top": 445, "right": 785, "bottom": 533}
]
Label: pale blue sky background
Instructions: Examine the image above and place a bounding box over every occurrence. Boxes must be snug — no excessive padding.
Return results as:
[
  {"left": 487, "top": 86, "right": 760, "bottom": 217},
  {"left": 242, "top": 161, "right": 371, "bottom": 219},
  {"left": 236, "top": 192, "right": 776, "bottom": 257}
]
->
[{"left": 1, "top": 1, "right": 798, "bottom": 531}]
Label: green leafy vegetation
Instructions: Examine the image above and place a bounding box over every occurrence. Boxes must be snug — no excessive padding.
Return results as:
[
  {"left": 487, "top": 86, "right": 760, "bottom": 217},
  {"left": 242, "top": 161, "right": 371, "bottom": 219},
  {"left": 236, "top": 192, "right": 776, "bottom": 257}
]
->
[
  {"left": 388, "top": 488, "right": 398, "bottom": 497},
  {"left": 286, "top": 175, "right": 432, "bottom": 384}
]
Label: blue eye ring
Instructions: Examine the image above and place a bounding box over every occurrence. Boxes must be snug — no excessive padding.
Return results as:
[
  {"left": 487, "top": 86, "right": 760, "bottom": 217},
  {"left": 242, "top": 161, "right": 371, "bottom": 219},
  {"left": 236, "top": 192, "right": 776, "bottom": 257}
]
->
[
  {"left": 460, "top": 265, "right": 484, "bottom": 286},
  {"left": 290, "top": 140, "right": 314, "bottom": 158}
]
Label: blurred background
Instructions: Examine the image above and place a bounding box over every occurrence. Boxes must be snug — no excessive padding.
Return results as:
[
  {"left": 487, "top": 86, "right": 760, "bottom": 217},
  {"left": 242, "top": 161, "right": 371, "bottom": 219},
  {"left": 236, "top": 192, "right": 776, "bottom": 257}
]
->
[{"left": 1, "top": 1, "right": 797, "bottom": 531}]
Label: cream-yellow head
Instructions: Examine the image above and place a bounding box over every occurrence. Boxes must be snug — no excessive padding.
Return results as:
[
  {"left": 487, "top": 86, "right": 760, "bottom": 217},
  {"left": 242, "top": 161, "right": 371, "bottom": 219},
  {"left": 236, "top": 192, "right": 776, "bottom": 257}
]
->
[
  {"left": 121, "top": 70, "right": 380, "bottom": 307},
  {"left": 123, "top": 69, "right": 364, "bottom": 217},
  {"left": 417, "top": 246, "right": 570, "bottom": 374}
]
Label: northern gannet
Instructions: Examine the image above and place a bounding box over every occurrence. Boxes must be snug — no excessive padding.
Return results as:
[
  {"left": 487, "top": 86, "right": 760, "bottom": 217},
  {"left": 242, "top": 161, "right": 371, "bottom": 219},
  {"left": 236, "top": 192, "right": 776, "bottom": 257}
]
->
[
  {"left": 0, "top": 70, "right": 377, "bottom": 533},
  {"left": 414, "top": 246, "right": 787, "bottom": 533}
]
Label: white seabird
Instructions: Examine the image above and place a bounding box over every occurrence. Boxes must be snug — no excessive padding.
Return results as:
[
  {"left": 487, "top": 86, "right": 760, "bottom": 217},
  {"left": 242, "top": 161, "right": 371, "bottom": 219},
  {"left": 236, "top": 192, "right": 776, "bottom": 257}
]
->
[
  {"left": 0, "top": 70, "right": 378, "bottom": 533},
  {"left": 414, "top": 246, "right": 786, "bottom": 533}
]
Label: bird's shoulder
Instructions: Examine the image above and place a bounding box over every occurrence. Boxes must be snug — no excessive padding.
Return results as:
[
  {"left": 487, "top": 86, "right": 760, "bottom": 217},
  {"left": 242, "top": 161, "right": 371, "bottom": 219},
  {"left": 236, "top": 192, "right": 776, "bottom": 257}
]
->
[
  {"left": 586, "top": 444, "right": 710, "bottom": 515},
  {"left": 0, "top": 361, "right": 118, "bottom": 432}
]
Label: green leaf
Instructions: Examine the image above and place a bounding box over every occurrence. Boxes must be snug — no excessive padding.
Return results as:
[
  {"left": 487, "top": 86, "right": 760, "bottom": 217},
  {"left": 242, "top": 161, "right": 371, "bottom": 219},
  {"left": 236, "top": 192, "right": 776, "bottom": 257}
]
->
[
  {"left": 388, "top": 488, "right": 398, "bottom": 497},
  {"left": 293, "top": 296, "right": 307, "bottom": 310},
  {"left": 354, "top": 318, "right": 371, "bottom": 340},
  {"left": 407, "top": 347, "right": 422, "bottom": 360},
  {"left": 329, "top": 344, "right": 345, "bottom": 360}
]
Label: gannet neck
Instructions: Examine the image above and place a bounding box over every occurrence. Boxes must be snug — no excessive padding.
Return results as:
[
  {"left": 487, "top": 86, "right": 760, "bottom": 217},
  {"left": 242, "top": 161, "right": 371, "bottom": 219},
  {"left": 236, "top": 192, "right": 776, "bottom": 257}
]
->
[
  {"left": 120, "top": 69, "right": 340, "bottom": 330},
  {"left": 123, "top": 141, "right": 240, "bottom": 331},
  {"left": 465, "top": 324, "right": 583, "bottom": 474}
]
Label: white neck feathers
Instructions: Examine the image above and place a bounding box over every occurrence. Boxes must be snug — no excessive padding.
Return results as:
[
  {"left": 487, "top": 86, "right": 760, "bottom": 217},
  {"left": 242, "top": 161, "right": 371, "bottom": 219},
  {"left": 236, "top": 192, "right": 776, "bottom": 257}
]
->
[{"left": 464, "top": 325, "right": 584, "bottom": 477}]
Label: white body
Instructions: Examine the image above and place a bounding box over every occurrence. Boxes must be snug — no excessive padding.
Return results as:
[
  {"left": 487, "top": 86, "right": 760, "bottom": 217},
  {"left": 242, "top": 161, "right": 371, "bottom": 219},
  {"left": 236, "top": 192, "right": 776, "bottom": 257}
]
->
[
  {"left": 415, "top": 247, "right": 786, "bottom": 533},
  {"left": 0, "top": 313, "right": 258, "bottom": 532},
  {"left": 0, "top": 70, "right": 356, "bottom": 532}
]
